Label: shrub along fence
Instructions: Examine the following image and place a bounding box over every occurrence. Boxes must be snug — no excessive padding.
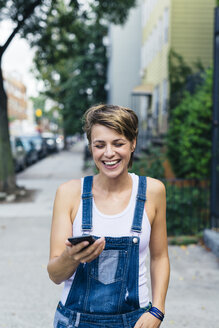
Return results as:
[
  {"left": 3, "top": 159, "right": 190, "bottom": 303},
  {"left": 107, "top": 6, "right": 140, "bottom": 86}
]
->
[{"left": 163, "top": 179, "right": 210, "bottom": 236}]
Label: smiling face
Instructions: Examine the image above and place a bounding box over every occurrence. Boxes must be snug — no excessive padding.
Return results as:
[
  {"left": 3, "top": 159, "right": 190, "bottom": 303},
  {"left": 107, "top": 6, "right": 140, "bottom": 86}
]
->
[{"left": 91, "top": 124, "right": 136, "bottom": 178}]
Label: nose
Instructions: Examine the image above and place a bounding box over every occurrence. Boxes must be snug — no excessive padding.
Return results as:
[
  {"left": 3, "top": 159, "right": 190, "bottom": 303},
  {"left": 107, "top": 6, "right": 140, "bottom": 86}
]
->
[{"left": 104, "top": 144, "right": 115, "bottom": 157}]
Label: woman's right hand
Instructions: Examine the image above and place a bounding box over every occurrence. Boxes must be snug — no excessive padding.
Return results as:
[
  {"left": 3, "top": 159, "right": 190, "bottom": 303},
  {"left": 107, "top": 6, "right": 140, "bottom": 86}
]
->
[
  {"left": 48, "top": 180, "right": 105, "bottom": 284},
  {"left": 65, "top": 237, "right": 105, "bottom": 264}
]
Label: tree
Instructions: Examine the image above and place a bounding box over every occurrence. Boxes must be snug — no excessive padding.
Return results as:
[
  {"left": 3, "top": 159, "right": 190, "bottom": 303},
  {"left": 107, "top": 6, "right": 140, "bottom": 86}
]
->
[
  {"left": 32, "top": 0, "right": 136, "bottom": 138},
  {"left": 0, "top": 0, "right": 136, "bottom": 193},
  {"left": 33, "top": 8, "right": 108, "bottom": 137},
  {"left": 0, "top": 0, "right": 45, "bottom": 193}
]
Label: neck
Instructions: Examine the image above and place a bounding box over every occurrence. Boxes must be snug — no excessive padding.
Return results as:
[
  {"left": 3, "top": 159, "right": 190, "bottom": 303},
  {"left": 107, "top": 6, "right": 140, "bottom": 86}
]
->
[{"left": 94, "top": 170, "right": 131, "bottom": 193}]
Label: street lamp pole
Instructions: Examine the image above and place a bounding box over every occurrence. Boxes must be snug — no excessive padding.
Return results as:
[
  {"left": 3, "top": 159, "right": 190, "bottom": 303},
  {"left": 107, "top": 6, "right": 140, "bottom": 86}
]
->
[{"left": 211, "top": 7, "right": 219, "bottom": 229}]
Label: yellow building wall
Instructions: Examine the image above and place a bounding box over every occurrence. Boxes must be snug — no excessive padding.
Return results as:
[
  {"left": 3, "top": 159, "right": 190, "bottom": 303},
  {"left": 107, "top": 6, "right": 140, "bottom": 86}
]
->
[
  {"left": 141, "top": 0, "right": 171, "bottom": 134},
  {"left": 142, "top": 46, "right": 169, "bottom": 87},
  {"left": 171, "top": 0, "right": 215, "bottom": 68},
  {"left": 141, "top": 0, "right": 215, "bottom": 135},
  {"left": 142, "top": 0, "right": 171, "bottom": 86}
]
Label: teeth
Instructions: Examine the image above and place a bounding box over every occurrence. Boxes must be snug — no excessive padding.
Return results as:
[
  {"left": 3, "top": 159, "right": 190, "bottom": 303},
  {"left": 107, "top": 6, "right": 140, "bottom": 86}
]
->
[{"left": 104, "top": 160, "right": 119, "bottom": 166}]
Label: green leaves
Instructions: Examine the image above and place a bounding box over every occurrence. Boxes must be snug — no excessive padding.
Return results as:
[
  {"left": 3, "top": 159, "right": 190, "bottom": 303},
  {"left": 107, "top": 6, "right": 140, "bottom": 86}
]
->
[
  {"left": 165, "top": 180, "right": 210, "bottom": 235},
  {"left": 93, "top": 0, "right": 136, "bottom": 24},
  {"left": 0, "top": 0, "right": 137, "bottom": 138},
  {"left": 30, "top": 1, "right": 136, "bottom": 136},
  {"left": 167, "top": 68, "right": 213, "bottom": 179},
  {"left": 130, "top": 147, "right": 165, "bottom": 179}
]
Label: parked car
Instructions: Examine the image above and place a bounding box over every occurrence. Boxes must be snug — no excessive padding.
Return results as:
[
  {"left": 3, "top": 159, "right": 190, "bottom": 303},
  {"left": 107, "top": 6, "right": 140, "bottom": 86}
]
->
[
  {"left": 83, "top": 133, "right": 92, "bottom": 161},
  {"left": 41, "top": 132, "right": 58, "bottom": 153},
  {"left": 19, "top": 136, "right": 38, "bottom": 165},
  {"left": 55, "top": 134, "right": 64, "bottom": 151},
  {"left": 29, "top": 134, "right": 47, "bottom": 159},
  {"left": 10, "top": 136, "right": 26, "bottom": 172}
]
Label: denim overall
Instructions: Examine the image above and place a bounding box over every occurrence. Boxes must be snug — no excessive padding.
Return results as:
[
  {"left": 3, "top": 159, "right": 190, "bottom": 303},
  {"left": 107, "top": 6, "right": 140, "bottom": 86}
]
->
[{"left": 54, "top": 176, "right": 151, "bottom": 328}]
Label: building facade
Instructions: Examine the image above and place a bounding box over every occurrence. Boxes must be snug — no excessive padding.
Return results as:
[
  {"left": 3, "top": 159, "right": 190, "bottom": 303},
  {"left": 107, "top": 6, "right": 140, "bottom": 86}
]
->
[
  {"left": 107, "top": 1, "right": 142, "bottom": 108},
  {"left": 3, "top": 72, "right": 27, "bottom": 121},
  {"left": 3, "top": 72, "right": 36, "bottom": 136},
  {"left": 139, "top": 0, "right": 215, "bottom": 142},
  {"left": 107, "top": 0, "right": 215, "bottom": 153}
]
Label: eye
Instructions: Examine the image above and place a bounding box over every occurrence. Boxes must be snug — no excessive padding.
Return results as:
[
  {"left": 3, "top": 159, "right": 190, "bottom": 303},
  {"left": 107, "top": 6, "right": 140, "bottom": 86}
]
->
[
  {"left": 94, "top": 144, "right": 104, "bottom": 149},
  {"left": 114, "top": 143, "right": 124, "bottom": 147}
]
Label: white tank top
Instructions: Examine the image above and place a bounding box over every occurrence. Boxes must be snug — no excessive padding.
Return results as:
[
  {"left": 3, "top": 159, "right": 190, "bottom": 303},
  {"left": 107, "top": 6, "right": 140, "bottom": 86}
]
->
[{"left": 61, "top": 173, "right": 151, "bottom": 307}]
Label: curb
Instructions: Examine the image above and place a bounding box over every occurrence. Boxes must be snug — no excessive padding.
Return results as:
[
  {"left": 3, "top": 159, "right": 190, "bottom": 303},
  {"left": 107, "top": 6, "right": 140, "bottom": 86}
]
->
[{"left": 203, "top": 229, "right": 219, "bottom": 258}]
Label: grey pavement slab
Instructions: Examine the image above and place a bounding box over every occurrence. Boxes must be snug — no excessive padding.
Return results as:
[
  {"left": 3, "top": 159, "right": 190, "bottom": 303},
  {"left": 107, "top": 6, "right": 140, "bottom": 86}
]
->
[
  {"left": 0, "top": 140, "right": 219, "bottom": 327},
  {"left": 0, "top": 141, "right": 91, "bottom": 328},
  {"left": 163, "top": 245, "right": 219, "bottom": 327}
]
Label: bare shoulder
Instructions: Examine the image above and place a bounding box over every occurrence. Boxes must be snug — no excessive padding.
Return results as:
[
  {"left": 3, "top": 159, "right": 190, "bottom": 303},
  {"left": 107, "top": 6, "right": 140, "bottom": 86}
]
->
[
  {"left": 55, "top": 179, "right": 81, "bottom": 205},
  {"left": 146, "top": 177, "right": 166, "bottom": 199},
  {"left": 53, "top": 179, "right": 82, "bottom": 223},
  {"left": 57, "top": 178, "right": 81, "bottom": 195}
]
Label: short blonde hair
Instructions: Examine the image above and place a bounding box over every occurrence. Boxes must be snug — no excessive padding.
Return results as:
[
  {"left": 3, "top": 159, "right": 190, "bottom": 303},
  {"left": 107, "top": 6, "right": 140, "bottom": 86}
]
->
[{"left": 83, "top": 104, "right": 138, "bottom": 167}]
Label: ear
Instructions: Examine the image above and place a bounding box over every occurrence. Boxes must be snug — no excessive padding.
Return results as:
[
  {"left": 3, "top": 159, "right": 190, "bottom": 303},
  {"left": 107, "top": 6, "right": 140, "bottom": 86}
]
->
[{"left": 131, "top": 139, "right": 136, "bottom": 152}]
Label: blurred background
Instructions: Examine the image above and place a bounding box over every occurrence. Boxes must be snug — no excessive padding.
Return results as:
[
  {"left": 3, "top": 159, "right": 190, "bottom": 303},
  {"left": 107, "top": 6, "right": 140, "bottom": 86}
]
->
[{"left": 0, "top": 0, "right": 219, "bottom": 327}]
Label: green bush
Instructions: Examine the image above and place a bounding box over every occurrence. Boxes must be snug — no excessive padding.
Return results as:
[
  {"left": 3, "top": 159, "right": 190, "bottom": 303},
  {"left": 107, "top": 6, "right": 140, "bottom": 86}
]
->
[
  {"left": 130, "top": 147, "right": 165, "bottom": 179},
  {"left": 166, "top": 68, "right": 212, "bottom": 179},
  {"left": 165, "top": 181, "right": 210, "bottom": 236}
]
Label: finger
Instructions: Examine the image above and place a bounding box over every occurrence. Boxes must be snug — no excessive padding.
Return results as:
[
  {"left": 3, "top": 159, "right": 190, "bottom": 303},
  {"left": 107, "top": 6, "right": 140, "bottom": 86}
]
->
[
  {"left": 80, "top": 241, "right": 105, "bottom": 263},
  {"left": 77, "top": 237, "right": 105, "bottom": 257},
  {"left": 65, "top": 240, "right": 73, "bottom": 247},
  {"left": 69, "top": 238, "right": 105, "bottom": 262},
  {"left": 133, "top": 322, "right": 142, "bottom": 328},
  {"left": 66, "top": 240, "right": 90, "bottom": 255},
  {"left": 133, "top": 320, "right": 143, "bottom": 328},
  {"left": 80, "top": 241, "right": 105, "bottom": 262},
  {"left": 134, "top": 313, "right": 149, "bottom": 328}
]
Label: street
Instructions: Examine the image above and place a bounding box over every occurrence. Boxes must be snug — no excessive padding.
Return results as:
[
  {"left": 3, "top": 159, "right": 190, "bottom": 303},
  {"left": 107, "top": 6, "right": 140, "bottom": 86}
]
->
[{"left": 0, "top": 141, "right": 219, "bottom": 328}]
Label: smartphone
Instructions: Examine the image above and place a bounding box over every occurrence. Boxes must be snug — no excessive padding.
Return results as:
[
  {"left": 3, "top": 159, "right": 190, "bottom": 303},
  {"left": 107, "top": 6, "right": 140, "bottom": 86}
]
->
[{"left": 68, "top": 235, "right": 95, "bottom": 247}]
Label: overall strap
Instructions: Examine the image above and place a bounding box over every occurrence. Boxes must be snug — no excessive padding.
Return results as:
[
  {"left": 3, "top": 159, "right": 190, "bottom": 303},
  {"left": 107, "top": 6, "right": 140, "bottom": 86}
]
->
[
  {"left": 131, "top": 176, "right": 147, "bottom": 233},
  {"left": 82, "top": 176, "right": 93, "bottom": 231}
]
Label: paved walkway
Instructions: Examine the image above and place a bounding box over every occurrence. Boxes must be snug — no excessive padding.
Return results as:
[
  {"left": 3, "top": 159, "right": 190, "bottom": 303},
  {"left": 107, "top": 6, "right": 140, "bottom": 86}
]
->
[{"left": 0, "top": 141, "right": 218, "bottom": 327}]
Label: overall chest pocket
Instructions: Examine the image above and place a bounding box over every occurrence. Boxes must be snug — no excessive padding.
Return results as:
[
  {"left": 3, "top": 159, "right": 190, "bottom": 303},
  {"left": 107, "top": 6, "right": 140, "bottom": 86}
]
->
[{"left": 89, "top": 249, "right": 128, "bottom": 285}]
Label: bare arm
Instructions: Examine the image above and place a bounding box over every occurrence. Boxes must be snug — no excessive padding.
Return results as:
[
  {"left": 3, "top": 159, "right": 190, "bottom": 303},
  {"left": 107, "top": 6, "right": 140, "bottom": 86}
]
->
[
  {"left": 135, "top": 180, "right": 170, "bottom": 328},
  {"left": 47, "top": 180, "right": 105, "bottom": 284},
  {"left": 149, "top": 181, "right": 170, "bottom": 313}
]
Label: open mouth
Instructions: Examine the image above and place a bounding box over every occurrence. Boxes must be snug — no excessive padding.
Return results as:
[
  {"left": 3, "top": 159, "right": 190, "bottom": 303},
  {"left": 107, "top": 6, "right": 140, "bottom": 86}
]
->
[{"left": 102, "top": 159, "right": 121, "bottom": 167}]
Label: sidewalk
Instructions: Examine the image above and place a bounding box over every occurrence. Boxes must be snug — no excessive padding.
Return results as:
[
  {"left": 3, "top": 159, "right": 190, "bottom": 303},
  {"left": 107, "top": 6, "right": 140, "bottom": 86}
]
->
[
  {"left": 0, "top": 140, "right": 218, "bottom": 327},
  {"left": 164, "top": 244, "right": 219, "bottom": 327},
  {"left": 0, "top": 141, "right": 92, "bottom": 328}
]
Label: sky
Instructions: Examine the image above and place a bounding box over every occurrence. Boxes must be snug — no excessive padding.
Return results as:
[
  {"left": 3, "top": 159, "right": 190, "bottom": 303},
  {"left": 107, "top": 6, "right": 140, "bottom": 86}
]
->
[{"left": 0, "top": 20, "right": 39, "bottom": 97}]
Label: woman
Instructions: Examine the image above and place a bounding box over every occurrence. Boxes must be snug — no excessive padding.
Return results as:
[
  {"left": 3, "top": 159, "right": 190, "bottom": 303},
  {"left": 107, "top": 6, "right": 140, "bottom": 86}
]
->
[{"left": 48, "top": 104, "right": 170, "bottom": 328}]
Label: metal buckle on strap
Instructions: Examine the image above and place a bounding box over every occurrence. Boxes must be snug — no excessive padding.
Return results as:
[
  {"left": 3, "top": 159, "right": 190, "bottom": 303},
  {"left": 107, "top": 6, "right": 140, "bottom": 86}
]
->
[
  {"left": 82, "top": 192, "right": 93, "bottom": 199},
  {"left": 136, "top": 194, "right": 146, "bottom": 202},
  {"left": 131, "top": 227, "right": 142, "bottom": 233}
]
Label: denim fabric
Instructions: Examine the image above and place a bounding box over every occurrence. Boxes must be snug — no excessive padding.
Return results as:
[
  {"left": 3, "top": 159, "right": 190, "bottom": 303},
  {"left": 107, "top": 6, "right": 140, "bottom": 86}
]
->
[
  {"left": 92, "top": 249, "right": 120, "bottom": 284},
  {"left": 65, "top": 236, "right": 139, "bottom": 314},
  {"left": 54, "top": 301, "right": 152, "bottom": 328},
  {"left": 54, "top": 176, "right": 147, "bottom": 328}
]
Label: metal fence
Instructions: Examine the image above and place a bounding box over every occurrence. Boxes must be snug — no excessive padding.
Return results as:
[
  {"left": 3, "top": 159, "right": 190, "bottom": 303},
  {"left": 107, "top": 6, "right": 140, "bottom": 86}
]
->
[{"left": 163, "top": 179, "right": 210, "bottom": 236}]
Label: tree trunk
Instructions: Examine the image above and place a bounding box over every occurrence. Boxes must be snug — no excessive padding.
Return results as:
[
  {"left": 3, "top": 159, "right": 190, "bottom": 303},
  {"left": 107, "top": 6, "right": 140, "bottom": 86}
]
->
[
  {"left": 0, "top": 59, "right": 16, "bottom": 193},
  {"left": 0, "top": 0, "right": 43, "bottom": 193}
]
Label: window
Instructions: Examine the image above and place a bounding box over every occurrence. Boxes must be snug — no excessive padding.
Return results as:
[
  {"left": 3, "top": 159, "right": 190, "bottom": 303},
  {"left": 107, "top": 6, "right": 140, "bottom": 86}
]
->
[
  {"left": 153, "top": 85, "right": 160, "bottom": 131},
  {"left": 162, "top": 79, "right": 168, "bottom": 114},
  {"left": 158, "top": 17, "right": 163, "bottom": 51},
  {"left": 164, "top": 8, "right": 169, "bottom": 43},
  {"left": 153, "top": 85, "right": 160, "bottom": 116},
  {"left": 140, "top": 96, "right": 148, "bottom": 121}
]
